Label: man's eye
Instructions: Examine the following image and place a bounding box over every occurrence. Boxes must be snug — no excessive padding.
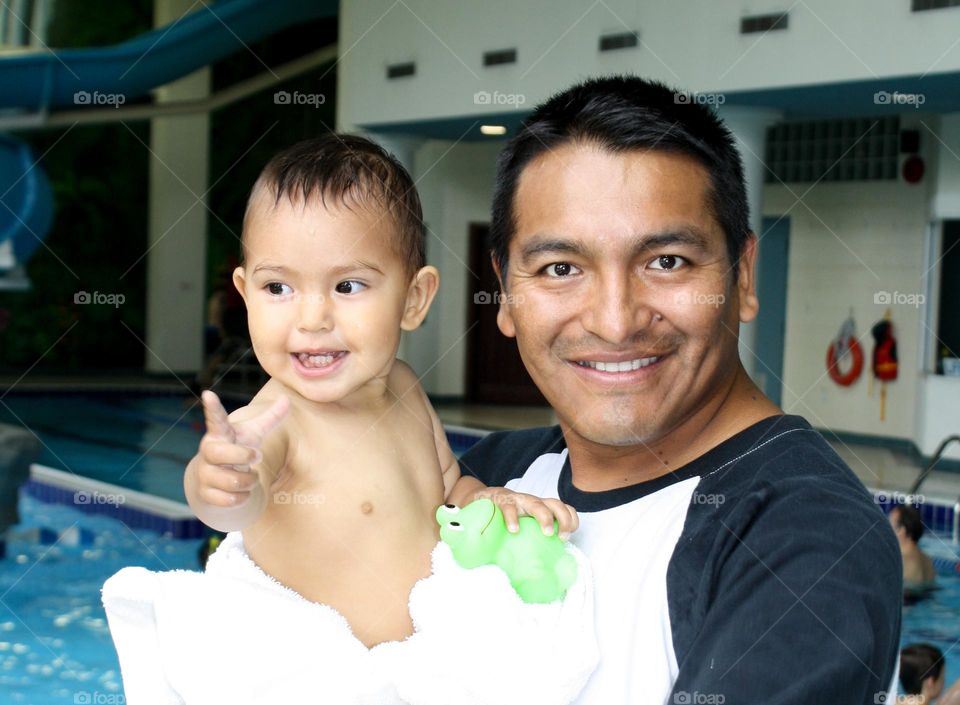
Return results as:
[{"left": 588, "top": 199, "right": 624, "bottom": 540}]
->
[
  {"left": 266, "top": 282, "right": 293, "bottom": 296},
  {"left": 335, "top": 280, "right": 366, "bottom": 295},
  {"left": 649, "top": 255, "right": 687, "bottom": 271},
  {"left": 542, "top": 262, "right": 580, "bottom": 278}
]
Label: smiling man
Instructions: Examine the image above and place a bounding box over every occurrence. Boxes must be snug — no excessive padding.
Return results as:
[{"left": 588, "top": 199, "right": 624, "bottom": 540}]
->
[{"left": 459, "top": 76, "right": 902, "bottom": 704}]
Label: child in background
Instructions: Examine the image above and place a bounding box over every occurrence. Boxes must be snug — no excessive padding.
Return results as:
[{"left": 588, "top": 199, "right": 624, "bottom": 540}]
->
[
  {"left": 899, "top": 643, "right": 960, "bottom": 704},
  {"left": 103, "top": 135, "right": 596, "bottom": 705}
]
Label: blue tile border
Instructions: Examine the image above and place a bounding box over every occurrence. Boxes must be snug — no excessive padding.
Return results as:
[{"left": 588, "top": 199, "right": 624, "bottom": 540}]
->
[{"left": 24, "top": 478, "right": 204, "bottom": 539}]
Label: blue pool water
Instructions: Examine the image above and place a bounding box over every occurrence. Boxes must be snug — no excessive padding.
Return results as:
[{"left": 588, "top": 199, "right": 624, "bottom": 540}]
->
[
  {"left": 0, "top": 392, "right": 206, "bottom": 502},
  {"left": 0, "top": 392, "right": 482, "bottom": 504},
  {"left": 0, "top": 493, "right": 197, "bottom": 704},
  {"left": 901, "top": 536, "right": 960, "bottom": 687}
]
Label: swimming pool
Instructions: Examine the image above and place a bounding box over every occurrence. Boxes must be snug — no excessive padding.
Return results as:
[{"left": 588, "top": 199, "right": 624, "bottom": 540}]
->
[
  {"left": 0, "top": 390, "right": 486, "bottom": 505},
  {"left": 3, "top": 492, "right": 960, "bottom": 702},
  {"left": 901, "top": 535, "right": 960, "bottom": 687},
  {"left": 0, "top": 492, "right": 197, "bottom": 704},
  {"left": 3, "top": 390, "right": 959, "bottom": 698}
]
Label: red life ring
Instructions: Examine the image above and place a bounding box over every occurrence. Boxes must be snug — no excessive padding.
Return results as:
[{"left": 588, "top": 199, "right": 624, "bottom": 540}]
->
[{"left": 826, "top": 336, "right": 864, "bottom": 386}]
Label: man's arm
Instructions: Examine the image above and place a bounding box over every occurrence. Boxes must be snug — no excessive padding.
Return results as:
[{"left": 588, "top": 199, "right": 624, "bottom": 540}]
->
[{"left": 668, "top": 480, "right": 902, "bottom": 704}]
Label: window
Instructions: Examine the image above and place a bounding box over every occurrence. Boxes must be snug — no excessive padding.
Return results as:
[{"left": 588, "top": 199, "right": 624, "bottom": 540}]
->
[
  {"left": 765, "top": 117, "right": 900, "bottom": 183},
  {"left": 935, "top": 220, "right": 960, "bottom": 373}
]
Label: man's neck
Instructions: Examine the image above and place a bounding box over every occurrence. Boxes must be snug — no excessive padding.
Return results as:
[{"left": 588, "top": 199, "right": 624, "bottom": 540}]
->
[{"left": 564, "top": 366, "right": 782, "bottom": 492}]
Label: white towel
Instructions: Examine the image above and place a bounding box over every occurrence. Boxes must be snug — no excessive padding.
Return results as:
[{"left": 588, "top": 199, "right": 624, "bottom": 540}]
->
[
  {"left": 102, "top": 532, "right": 597, "bottom": 705},
  {"left": 378, "top": 539, "right": 598, "bottom": 705}
]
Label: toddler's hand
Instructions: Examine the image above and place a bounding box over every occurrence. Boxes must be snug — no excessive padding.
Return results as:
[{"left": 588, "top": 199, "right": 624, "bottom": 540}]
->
[
  {"left": 194, "top": 390, "right": 289, "bottom": 508},
  {"left": 474, "top": 488, "right": 579, "bottom": 539}
]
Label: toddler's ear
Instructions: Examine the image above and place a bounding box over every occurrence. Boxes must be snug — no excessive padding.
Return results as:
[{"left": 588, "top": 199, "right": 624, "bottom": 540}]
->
[{"left": 401, "top": 265, "right": 440, "bottom": 331}]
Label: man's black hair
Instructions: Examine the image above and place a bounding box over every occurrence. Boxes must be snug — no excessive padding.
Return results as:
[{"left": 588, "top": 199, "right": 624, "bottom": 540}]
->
[
  {"left": 900, "top": 643, "right": 944, "bottom": 695},
  {"left": 891, "top": 504, "right": 925, "bottom": 543},
  {"left": 491, "top": 75, "right": 750, "bottom": 279}
]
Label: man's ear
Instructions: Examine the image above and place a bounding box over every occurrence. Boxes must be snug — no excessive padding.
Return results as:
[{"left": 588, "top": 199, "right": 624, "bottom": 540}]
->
[
  {"left": 491, "top": 256, "right": 516, "bottom": 338},
  {"left": 737, "top": 233, "right": 760, "bottom": 324},
  {"left": 232, "top": 266, "right": 248, "bottom": 304},
  {"left": 401, "top": 265, "right": 440, "bottom": 331}
]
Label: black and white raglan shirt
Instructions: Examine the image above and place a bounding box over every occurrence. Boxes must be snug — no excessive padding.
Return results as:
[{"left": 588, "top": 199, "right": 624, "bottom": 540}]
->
[{"left": 458, "top": 414, "right": 902, "bottom": 705}]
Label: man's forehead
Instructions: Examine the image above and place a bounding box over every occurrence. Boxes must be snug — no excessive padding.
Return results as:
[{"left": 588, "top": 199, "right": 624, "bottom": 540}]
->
[{"left": 510, "top": 144, "right": 721, "bottom": 253}]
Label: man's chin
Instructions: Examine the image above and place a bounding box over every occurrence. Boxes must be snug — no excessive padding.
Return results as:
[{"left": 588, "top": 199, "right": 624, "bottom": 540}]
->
[{"left": 565, "top": 417, "right": 659, "bottom": 448}]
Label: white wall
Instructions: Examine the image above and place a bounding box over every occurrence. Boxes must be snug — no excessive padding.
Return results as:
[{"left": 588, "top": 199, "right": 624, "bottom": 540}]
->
[
  {"left": 339, "top": 0, "right": 960, "bottom": 129},
  {"left": 763, "top": 176, "right": 932, "bottom": 443},
  {"left": 932, "top": 112, "right": 960, "bottom": 218},
  {"left": 405, "top": 139, "right": 503, "bottom": 395}
]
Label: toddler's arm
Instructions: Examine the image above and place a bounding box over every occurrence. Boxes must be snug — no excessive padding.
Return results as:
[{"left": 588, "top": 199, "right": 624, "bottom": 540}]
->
[
  {"left": 184, "top": 391, "right": 289, "bottom": 533},
  {"left": 396, "top": 361, "right": 579, "bottom": 538}
]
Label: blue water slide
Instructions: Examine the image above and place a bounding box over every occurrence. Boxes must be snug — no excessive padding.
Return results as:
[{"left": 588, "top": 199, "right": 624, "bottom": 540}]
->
[
  {"left": 0, "top": 0, "right": 337, "bottom": 111},
  {"left": 0, "top": 135, "right": 54, "bottom": 266},
  {"left": 0, "top": 0, "right": 337, "bottom": 275}
]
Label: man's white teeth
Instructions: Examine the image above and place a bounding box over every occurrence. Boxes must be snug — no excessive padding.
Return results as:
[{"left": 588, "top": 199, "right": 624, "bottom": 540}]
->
[
  {"left": 578, "top": 356, "right": 659, "bottom": 372},
  {"left": 297, "top": 352, "right": 339, "bottom": 368}
]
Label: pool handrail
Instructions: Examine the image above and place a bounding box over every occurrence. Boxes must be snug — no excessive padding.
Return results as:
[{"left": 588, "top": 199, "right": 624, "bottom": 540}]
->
[{"left": 909, "top": 435, "right": 960, "bottom": 496}]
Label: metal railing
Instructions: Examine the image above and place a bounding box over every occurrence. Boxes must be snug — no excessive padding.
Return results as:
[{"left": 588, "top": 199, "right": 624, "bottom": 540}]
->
[
  {"left": 909, "top": 435, "right": 960, "bottom": 496},
  {"left": 0, "top": 0, "right": 51, "bottom": 50}
]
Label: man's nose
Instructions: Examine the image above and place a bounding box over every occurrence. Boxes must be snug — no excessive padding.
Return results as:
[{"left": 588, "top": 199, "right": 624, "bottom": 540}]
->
[
  {"left": 296, "top": 293, "right": 333, "bottom": 333},
  {"left": 582, "top": 272, "right": 656, "bottom": 345}
]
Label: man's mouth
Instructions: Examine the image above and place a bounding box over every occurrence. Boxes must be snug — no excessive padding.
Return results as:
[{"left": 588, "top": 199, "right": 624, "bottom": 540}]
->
[
  {"left": 293, "top": 351, "right": 347, "bottom": 369},
  {"left": 574, "top": 355, "right": 661, "bottom": 373}
]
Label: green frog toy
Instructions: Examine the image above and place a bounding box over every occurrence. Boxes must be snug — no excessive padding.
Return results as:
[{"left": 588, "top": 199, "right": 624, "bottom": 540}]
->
[{"left": 436, "top": 498, "right": 578, "bottom": 603}]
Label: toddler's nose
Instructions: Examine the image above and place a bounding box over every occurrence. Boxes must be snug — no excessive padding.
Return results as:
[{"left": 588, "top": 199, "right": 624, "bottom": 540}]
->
[{"left": 296, "top": 292, "right": 332, "bottom": 333}]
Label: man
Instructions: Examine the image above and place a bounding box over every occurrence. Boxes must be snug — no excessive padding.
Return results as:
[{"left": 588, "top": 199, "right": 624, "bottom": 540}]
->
[
  {"left": 460, "top": 75, "right": 902, "bottom": 704},
  {"left": 889, "top": 505, "right": 936, "bottom": 589}
]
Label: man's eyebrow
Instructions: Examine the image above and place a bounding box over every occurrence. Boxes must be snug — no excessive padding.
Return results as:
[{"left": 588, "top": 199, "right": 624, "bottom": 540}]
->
[
  {"left": 635, "top": 228, "right": 712, "bottom": 253},
  {"left": 519, "top": 237, "right": 587, "bottom": 265},
  {"left": 518, "top": 227, "right": 713, "bottom": 264}
]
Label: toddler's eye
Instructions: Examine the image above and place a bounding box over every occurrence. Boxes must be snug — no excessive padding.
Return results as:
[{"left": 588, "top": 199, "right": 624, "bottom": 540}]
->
[
  {"left": 266, "top": 282, "right": 293, "bottom": 296},
  {"left": 543, "top": 262, "right": 580, "bottom": 278},
  {"left": 335, "top": 280, "right": 366, "bottom": 294},
  {"left": 649, "top": 255, "right": 687, "bottom": 271}
]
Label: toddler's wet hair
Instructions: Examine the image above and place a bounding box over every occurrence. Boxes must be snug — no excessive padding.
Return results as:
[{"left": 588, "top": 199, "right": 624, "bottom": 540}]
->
[{"left": 244, "top": 134, "right": 425, "bottom": 274}]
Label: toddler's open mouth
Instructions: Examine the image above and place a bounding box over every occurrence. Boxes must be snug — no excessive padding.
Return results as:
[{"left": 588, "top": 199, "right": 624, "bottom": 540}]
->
[{"left": 291, "top": 350, "right": 348, "bottom": 371}]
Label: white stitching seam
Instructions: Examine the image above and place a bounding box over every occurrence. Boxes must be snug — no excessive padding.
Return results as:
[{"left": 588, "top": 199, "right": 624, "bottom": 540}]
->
[{"left": 698, "top": 428, "right": 815, "bottom": 480}]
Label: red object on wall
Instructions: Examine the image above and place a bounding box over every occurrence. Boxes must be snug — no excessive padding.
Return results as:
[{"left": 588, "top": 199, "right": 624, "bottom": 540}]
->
[
  {"left": 872, "top": 319, "right": 898, "bottom": 382},
  {"left": 902, "top": 155, "right": 924, "bottom": 184}
]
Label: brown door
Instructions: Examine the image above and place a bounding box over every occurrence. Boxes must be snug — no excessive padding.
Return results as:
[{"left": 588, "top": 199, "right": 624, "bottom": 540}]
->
[{"left": 465, "top": 223, "right": 548, "bottom": 405}]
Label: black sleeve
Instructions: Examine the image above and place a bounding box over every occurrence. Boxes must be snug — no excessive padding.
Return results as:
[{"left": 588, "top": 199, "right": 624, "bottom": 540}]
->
[
  {"left": 668, "top": 452, "right": 902, "bottom": 704},
  {"left": 457, "top": 426, "right": 565, "bottom": 487}
]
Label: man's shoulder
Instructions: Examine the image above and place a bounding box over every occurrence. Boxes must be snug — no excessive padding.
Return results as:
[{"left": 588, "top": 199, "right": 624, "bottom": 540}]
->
[
  {"left": 689, "top": 414, "right": 890, "bottom": 543},
  {"left": 458, "top": 425, "right": 566, "bottom": 486}
]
